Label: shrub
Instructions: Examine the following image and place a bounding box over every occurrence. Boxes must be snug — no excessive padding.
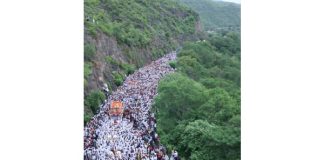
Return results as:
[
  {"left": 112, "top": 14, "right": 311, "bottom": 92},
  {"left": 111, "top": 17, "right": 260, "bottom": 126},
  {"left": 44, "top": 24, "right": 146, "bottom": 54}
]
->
[
  {"left": 98, "top": 23, "right": 113, "bottom": 36},
  {"left": 112, "top": 72, "right": 124, "bottom": 86},
  {"left": 84, "top": 90, "right": 105, "bottom": 114},
  {"left": 121, "top": 63, "right": 136, "bottom": 75},
  {"left": 105, "top": 56, "right": 118, "bottom": 65},
  {"left": 114, "top": 77, "right": 123, "bottom": 86},
  {"left": 169, "top": 61, "right": 176, "bottom": 69},
  {"left": 84, "top": 114, "right": 92, "bottom": 126},
  {"left": 84, "top": 43, "right": 96, "bottom": 61},
  {"left": 84, "top": 62, "right": 92, "bottom": 79},
  {"left": 126, "top": 65, "right": 136, "bottom": 75},
  {"left": 87, "top": 24, "right": 97, "bottom": 37}
]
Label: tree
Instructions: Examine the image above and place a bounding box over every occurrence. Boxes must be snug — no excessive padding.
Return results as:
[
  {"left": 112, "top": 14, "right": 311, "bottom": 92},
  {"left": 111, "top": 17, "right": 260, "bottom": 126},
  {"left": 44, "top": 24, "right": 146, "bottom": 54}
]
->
[
  {"left": 153, "top": 73, "right": 208, "bottom": 132},
  {"left": 199, "top": 88, "right": 239, "bottom": 125},
  {"left": 176, "top": 120, "right": 240, "bottom": 160},
  {"left": 177, "top": 56, "right": 206, "bottom": 80},
  {"left": 85, "top": 90, "right": 105, "bottom": 114},
  {"left": 153, "top": 34, "right": 240, "bottom": 159}
]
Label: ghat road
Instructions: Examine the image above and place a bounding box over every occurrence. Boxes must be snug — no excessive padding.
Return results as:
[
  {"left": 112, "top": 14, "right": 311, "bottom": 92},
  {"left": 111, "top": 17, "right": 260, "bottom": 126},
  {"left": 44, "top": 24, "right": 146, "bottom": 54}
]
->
[{"left": 84, "top": 52, "right": 177, "bottom": 160}]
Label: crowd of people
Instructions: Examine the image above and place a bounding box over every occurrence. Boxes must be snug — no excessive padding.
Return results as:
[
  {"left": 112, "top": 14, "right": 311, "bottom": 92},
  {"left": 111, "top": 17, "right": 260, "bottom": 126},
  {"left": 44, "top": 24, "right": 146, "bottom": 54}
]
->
[{"left": 84, "top": 52, "right": 181, "bottom": 160}]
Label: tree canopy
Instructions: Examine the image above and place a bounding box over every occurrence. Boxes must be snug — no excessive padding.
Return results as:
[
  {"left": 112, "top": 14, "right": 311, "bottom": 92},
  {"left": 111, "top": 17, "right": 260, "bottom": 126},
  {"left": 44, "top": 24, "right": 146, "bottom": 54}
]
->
[
  {"left": 178, "top": 0, "right": 240, "bottom": 32},
  {"left": 153, "top": 31, "right": 240, "bottom": 160}
]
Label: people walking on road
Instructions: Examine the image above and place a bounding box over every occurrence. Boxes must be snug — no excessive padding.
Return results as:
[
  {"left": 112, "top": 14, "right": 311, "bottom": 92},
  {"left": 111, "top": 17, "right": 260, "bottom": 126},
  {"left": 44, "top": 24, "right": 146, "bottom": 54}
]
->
[{"left": 84, "top": 52, "right": 177, "bottom": 160}]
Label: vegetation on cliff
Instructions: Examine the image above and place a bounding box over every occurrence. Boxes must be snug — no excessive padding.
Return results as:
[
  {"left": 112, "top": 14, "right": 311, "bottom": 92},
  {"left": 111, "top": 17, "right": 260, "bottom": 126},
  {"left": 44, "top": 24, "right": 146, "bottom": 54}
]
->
[{"left": 85, "top": 0, "right": 199, "bottom": 47}]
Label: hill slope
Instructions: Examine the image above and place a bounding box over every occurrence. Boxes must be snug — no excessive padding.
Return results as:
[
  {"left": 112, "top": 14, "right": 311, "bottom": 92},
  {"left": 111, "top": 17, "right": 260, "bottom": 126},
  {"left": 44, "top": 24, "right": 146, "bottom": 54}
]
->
[
  {"left": 178, "top": 0, "right": 240, "bottom": 31},
  {"left": 153, "top": 32, "right": 241, "bottom": 160},
  {"left": 84, "top": 0, "right": 201, "bottom": 123}
]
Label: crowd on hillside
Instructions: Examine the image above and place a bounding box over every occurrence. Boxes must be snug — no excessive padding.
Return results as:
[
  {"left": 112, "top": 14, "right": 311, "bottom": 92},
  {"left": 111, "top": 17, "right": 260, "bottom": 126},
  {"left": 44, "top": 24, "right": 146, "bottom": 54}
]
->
[{"left": 84, "top": 52, "right": 181, "bottom": 160}]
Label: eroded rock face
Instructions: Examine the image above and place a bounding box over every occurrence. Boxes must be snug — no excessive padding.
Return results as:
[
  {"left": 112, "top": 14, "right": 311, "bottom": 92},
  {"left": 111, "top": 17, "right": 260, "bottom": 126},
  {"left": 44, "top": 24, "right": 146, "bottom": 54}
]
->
[
  {"left": 84, "top": 29, "right": 199, "bottom": 97},
  {"left": 84, "top": 32, "right": 152, "bottom": 95},
  {"left": 85, "top": 33, "right": 123, "bottom": 94}
]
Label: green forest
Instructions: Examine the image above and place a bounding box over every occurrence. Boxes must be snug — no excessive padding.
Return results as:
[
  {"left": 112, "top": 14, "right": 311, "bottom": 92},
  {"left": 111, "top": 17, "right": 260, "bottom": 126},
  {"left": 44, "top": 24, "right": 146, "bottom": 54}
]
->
[
  {"left": 85, "top": 0, "right": 198, "bottom": 47},
  {"left": 178, "top": 0, "right": 240, "bottom": 32},
  {"left": 153, "top": 32, "right": 241, "bottom": 160}
]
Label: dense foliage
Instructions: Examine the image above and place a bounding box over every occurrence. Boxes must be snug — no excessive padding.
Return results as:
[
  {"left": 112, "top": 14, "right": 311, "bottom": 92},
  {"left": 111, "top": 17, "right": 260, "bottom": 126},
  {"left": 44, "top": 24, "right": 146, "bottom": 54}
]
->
[
  {"left": 153, "top": 32, "right": 240, "bottom": 160},
  {"left": 85, "top": 0, "right": 198, "bottom": 47},
  {"left": 178, "top": 0, "right": 240, "bottom": 32},
  {"left": 84, "top": 90, "right": 105, "bottom": 116}
]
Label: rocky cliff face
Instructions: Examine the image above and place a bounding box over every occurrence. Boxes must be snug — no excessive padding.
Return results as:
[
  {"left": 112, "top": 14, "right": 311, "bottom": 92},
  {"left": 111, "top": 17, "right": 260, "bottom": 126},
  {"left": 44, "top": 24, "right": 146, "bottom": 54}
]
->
[
  {"left": 84, "top": 25, "right": 201, "bottom": 95},
  {"left": 84, "top": 33, "right": 123, "bottom": 94}
]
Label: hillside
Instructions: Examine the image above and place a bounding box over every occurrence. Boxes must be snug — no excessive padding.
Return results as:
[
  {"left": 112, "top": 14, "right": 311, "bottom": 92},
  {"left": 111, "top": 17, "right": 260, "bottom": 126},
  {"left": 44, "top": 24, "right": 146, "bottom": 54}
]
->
[
  {"left": 153, "top": 32, "right": 241, "bottom": 160},
  {"left": 178, "top": 0, "right": 240, "bottom": 32},
  {"left": 83, "top": 0, "right": 241, "bottom": 159},
  {"left": 84, "top": 0, "right": 202, "bottom": 123}
]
